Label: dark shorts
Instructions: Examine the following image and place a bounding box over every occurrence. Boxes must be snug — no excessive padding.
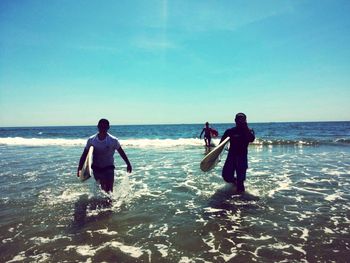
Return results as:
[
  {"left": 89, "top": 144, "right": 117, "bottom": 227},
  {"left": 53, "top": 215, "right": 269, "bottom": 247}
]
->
[
  {"left": 222, "top": 155, "right": 248, "bottom": 183},
  {"left": 92, "top": 165, "right": 115, "bottom": 182}
]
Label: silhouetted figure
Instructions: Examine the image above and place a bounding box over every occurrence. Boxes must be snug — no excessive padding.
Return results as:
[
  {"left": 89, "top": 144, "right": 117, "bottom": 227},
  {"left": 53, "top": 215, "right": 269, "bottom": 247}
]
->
[
  {"left": 200, "top": 122, "right": 212, "bottom": 147},
  {"left": 77, "top": 119, "right": 132, "bottom": 193},
  {"left": 220, "top": 113, "right": 255, "bottom": 193}
]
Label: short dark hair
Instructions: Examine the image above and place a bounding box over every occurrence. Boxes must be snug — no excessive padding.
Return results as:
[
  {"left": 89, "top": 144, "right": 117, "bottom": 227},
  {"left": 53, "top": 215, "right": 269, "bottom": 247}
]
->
[
  {"left": 235, "top": 113, "right": 247, "bottom": 122},
  {"left": 98, "top": 119, "right": 110, "bottom": 129}
]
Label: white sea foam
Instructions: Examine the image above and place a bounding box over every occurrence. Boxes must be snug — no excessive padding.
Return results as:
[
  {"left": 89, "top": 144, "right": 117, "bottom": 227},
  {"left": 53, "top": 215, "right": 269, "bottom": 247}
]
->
[
  {"left": 155, "top": 244, "right": 169, "bottom": 257},
  {"left": 123, "top": 138, "right": 213, "bottom": 148},
  {"left": 324, "top": 227, "right": 335, "bottom": 234},
  {"left": 268, "top": 176, "right": 291, "bottom": 197},
  {"left": 7, "top": 248, "right": 51, "bottom": 263},
  {"left": 239, "top": 234, "right": 273, "bottom": 241},
  {"left": 202, "top": 232, "right": 218, "bottom": 253},
  {"left": 75, "top": 245, "right": 96, "bottom": 256},
  {"left": 0, "top": 137, "right": 209, "bottom": 148},
  {"left": 300, "top": 228, "right": 309, "bottom": 241},
  {"left": 30, "top": 236, "right": 52, "bottom": 244},
  {"left": 87, "top": 228, "right": 118, "bottom": 236},
  {"left": 1, "top": 136, "right": 319, "bottom": 148},
  {"left": 7, "top": 252, "right": 26, "bottom": 263},
  {"left": 40, "top": 188, "right": 83, "bottom": 206},
  {"left": 291, "top": 245, "right": 307, "bottom": 255},
  {"left": 179, "top": 257, "right": 192, "bottom": 263},
  {"left": 2, "top": 238, "right": 13, "bottom": 244},
  {"left": 204, "top": 207, "right": 225, "bottom": 213},
  {"left": 30, "top": 253, "right": 51, "bottom": 263},
  {"left": 153, "top": 224, "right": 169, "bottom": 237},
  {"left": 0, "top": 137, "right": 86, "bottom": 146},
  {"left": 325, "top": 193, "right": 344, "bottom": 201},
  {"left": 107, "top": 241, "right": 144, "bottom": 258}
]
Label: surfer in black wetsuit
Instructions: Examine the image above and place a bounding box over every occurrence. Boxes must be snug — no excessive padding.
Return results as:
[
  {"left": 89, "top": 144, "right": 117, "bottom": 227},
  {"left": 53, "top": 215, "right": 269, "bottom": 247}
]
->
[
  {"left": 199, "top": 122, "right": 212, "bottom": 147},
  {"left": 220, "top": 113, "right": 255, "bottom": 193}
]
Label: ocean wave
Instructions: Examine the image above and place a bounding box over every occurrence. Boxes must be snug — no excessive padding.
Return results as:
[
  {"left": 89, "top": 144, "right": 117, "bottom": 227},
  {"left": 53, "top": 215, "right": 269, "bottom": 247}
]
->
[
  {"left": 0, "top": 137, "right": 348, "bottom": 147},
  {"left": 0, "top": 137, "right": 87, "bottom": 146},
  {"left": 334, "top": 138, "right": 350, "bottom": 144},
  {"left": 252, "top": 139, "right": 318, "bottom": 146},
  {"left": 253, "top": 138, "right": 350, "bottom": 146},
  {"left": 0, "top": 137, "right": 205, "bottom": 147}
]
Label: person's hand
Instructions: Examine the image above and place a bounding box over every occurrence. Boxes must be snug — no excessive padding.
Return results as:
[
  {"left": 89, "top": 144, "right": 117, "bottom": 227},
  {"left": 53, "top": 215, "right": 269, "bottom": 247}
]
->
[
  {"left": 77, "top": 170, "right": 81, "bottom": 177},
  {"left": 127, "top": 164, "right": 132, "bottom": 173}
]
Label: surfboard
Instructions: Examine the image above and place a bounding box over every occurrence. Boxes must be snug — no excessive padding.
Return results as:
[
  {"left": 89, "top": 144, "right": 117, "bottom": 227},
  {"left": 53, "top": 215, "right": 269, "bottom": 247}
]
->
[
  {"left": 200, "top": 137, "right": 230, "bottom": 172},
  {"left": 79, "top": 146, "right": 94, "bottom": 182},
  {"left": 210, "top": 128, "right": 218, "bottom": 138}
]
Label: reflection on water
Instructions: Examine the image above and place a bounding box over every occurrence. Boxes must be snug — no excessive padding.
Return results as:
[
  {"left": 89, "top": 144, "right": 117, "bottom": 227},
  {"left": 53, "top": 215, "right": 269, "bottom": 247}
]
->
[
  {"left": 72, "top": 195, "right": 113, "bottom": 229},
  {"left": 0, "top": 144, "right": 349, "bottom": 262}
]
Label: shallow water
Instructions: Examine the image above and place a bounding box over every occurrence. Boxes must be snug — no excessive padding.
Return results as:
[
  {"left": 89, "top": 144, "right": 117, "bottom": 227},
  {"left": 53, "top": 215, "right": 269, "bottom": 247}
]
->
[{"left": 1, "top": 123, "right": 350, "bottom": 262}]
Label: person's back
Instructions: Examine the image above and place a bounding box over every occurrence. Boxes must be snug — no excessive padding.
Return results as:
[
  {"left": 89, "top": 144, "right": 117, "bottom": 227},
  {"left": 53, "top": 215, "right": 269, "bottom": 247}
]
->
[
  {"left": 224, "top": 126, "right": 255, "bottom": 157},
  {"left": 220, "top": 113, "right": 255, "bottom": 193}
]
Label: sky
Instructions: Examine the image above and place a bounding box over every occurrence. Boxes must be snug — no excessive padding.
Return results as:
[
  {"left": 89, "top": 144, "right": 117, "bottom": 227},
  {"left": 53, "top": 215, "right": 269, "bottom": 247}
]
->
[{"left": 0, "top": 0, "right": 349, "bottom": 126}]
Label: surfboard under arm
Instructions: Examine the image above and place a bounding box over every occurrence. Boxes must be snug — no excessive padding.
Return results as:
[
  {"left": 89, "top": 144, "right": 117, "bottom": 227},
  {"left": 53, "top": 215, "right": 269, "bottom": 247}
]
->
[
  {"left": 200, "top": 137, "right": 230, "bottom": 172},
  {"left": 80, "top": 146, "right": 94, "bottom": 182}
]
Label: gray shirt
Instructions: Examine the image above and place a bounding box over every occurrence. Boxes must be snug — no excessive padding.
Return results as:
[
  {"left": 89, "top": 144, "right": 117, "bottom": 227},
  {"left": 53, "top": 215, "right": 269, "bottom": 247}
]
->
[{"left": 85, "top": 133, "right": 121, "bottom": 168}]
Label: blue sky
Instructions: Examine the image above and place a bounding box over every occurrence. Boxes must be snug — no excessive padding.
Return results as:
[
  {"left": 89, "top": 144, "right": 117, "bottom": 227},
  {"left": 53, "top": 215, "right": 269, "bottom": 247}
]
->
[{"left": 0, "top": 0, "right": 349, "bottom": 126}]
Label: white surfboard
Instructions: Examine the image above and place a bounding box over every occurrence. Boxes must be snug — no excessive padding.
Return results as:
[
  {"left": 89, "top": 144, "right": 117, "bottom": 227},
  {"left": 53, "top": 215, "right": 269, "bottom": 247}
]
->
[
  {"left": 80, "top": 146, "right": 94, "bottom": 182},
  {"left": 200, "top": 137, "right": 230, "bottom": 172}
]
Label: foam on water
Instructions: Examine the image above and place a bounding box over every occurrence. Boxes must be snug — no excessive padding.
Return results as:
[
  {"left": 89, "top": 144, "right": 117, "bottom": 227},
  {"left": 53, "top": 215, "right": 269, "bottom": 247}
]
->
[
  {"left": 0, "top": 137, "right": 211, "bottom": 148},
  {"left": 0, "top": 137, "right": 86, "bottom": 146},
  {"left": 2, "top": 135, "right": 349, "bottom": 148}
]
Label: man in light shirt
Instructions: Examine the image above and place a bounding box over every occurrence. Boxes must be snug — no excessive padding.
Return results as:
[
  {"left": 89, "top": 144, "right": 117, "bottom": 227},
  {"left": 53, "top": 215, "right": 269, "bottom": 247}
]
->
[{"left": 77, "top": 119, "right": 132, "bottom": 193}]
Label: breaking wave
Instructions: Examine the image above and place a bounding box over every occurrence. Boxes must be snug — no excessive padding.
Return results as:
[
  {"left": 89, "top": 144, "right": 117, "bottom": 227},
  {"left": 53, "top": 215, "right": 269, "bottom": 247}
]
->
[{"left": 0, "top": 137, "right": 349, "bottom": 147}]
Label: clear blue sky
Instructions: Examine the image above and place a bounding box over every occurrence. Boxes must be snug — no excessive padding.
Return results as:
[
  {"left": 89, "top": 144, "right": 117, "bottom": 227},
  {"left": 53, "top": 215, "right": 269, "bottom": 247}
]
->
[{"left": 1, "top": 0, "right": 349, "bottom": 126}]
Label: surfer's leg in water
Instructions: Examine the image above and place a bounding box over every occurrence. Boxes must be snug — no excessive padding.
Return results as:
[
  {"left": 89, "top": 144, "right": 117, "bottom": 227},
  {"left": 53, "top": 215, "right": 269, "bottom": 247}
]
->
[
  {"left": 222, "top": 159, "right": 236, "bottom": 184},
  {"left": 236, "top": 167, "right": 247, "bottom": 193},
  {"left": 207, "top": 136, "right": 212, "bottom": 147},
  {"left": 93, "top": 169, "right": 114, "bottom": 193},
  {"left": 204, "top": 137, "right": 209, "bottom": 147}
]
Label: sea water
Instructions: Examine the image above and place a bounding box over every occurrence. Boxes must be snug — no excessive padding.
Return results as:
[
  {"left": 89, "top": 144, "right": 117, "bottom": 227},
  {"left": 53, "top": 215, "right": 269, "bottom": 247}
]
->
[{"left": 0, "top": 122, "right": 349, "bottom": 262}]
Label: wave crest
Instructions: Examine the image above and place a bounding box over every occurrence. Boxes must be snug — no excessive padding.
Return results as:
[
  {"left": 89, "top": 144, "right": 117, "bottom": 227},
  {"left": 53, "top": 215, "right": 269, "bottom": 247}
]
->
[
  {"left": 0, "top": 137, "right": 349, "bottom": 147},
  {"left": 0, "top": 137, "right": 206, "bottom": 147}
]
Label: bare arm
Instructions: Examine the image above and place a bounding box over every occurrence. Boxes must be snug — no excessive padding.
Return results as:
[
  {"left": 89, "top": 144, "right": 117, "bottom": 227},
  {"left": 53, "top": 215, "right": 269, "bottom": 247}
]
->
[
  {"left": 77, "top": 148, "right": 89, "bottom": 177},
  {"left": 199, "top": 128, "right": 204, "bottom": 138},
  {"left": 117, "top": 147, "right": 132, "bottom": 173}
]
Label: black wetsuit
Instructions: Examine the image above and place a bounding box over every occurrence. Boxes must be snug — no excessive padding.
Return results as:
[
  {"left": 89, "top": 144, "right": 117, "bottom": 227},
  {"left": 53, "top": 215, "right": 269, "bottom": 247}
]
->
[
  {"left": 204, "top": 128, "right": 211, "bottom": 140},
  {"left": 200, "top": 127, "right": 212, "bottom": 146},
  {"left": 221, "top": 126, "right": 255, "bottom": 190}
]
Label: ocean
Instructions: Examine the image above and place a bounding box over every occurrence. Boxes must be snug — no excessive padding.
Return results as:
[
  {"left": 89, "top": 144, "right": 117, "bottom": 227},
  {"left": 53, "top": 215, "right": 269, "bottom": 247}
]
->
[{"left": 0, "top": 122, "right": 349, "bottom": 262}]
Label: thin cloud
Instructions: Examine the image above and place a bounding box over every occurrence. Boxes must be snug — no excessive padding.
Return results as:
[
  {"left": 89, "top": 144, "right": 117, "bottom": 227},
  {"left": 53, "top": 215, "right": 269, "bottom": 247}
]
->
[
  {"left": 133, "top": 37, "right": 177, "bottom": 51},
  {"left": 166, "top": 0, "right": 295, "bottom": 32},
  {"left": 75, "top": 45, "right": 120, "bottom": 53}
]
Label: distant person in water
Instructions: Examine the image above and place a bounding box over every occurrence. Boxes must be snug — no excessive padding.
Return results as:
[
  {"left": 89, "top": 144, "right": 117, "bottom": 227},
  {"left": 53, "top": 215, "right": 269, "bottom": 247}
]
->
[
  {"left": 220, "top": 113, "right": 255, "bottom": 193},
  {"left": 200, "top": 122, "right": 212, "bottom": 147},
  {"left": 77, "top": 119, "right": 132, "bottom": 193}
]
